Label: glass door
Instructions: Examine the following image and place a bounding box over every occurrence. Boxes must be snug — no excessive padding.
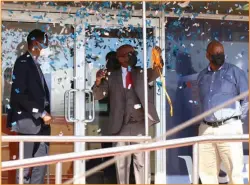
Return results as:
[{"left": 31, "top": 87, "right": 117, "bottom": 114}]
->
[
  {"left": 1, "top": 10, "right": 78, "bottom": 184},
  {"left": 2, "top": 5, "right": 164, "bottom": 184},
  {"left": 82, "top": 17, "right": 161, "bottom": 183}
]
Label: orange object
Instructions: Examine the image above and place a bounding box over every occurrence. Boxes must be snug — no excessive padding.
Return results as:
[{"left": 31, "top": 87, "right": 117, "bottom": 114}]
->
[
  {"left": 151, "top": 47, "right": 173, "bottom": 117},
  {"left": 151, "top": 47, "right": 163, "bottom": 69}
]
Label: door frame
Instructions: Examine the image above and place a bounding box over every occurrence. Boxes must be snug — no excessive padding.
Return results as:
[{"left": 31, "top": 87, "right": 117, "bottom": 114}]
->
[{"left": 2, "top": 8, "right": 166, "bottom": 184}]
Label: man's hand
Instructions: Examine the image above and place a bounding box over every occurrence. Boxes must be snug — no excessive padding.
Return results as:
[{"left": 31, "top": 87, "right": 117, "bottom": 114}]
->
[
  {"left": 43, "top": 114, "right": 53, "bottom": 125},
  {"left": 95, "top": 69, "right": 107, "bottom": 86}
]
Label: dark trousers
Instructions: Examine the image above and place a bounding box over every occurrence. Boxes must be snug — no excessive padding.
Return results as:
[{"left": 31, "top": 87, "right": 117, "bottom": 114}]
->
[
  {"left": 101, "top": 142, "right": 117, "bottom": 184},
  {"left": 16, "top": 142, "right": 48, "bottom": 184}
]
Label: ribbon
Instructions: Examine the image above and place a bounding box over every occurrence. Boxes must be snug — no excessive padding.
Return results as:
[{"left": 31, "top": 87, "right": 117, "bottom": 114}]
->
[{"left": 152, "top": 47, "right": 173, "bottom": 117}]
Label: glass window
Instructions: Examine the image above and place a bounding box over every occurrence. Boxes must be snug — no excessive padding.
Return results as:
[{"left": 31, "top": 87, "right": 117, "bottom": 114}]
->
[
  {"left": 1, "top": 22, "right": 74, "bottom": 116},
  {"left": 165, "top": 18, "right": 249, "bottom": 184}
]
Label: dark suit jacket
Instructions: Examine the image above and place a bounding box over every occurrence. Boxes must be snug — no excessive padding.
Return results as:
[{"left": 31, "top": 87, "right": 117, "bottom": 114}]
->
[
  {"left": 92, "top": 67, "right": 161, "bottom": 135},
  {"left": 7, "top": 51, "right": 51, "bottom": 135}
]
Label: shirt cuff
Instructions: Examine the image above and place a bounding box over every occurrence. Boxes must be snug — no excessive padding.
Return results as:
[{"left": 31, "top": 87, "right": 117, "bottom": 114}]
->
[{"left": 41, "top": 111, "right": 47, "bottom": 118}]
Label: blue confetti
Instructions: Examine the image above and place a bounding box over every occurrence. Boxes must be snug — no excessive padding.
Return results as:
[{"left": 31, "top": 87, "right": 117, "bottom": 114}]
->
[
  {"left": 12, "top": 74, "right": 16, "bottom": 80},
  {"left": 156, "top": 81, "right": 162, "bottom": 87},
  {"left": 33, "top": 15, "right": 43, "bottom": 20},
  {"left": 6, "top": 104, "right": 11, "bottom": 109},
  {"left": 146, "top": 20, "right": 151, "bottom": 27},
  {"left": 63, "top": 7, "right": 67, "bottom": 12},
  {"left": 8, "top": 10, "right": 13, "bottom": 14},
  {"left": 240, "top": 36, "right": 245, "bottom": 40},
  {"left": 15, "top": 89, "right": 20, "bottom": 93},
  {"left": 11, "top": 122, "right": 17, "bottom": 126}
]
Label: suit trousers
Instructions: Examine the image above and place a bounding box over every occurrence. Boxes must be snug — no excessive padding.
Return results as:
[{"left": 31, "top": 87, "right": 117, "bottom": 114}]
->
[
  {"left": 16, "top": 141, "right": 49, "bottom": 184},
  {"left": 114, "top": 122, "right": 151, "bottom": 184},
  {"left": 198, "top": 119, "right": 244, "bottom": 184}
]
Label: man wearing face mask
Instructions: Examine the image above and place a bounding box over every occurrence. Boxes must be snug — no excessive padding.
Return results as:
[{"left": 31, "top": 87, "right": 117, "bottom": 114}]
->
[
  {"left": 8, "top": 29, "right": 52, "bottom": 184},
  {"left": 92, "top": 45, "right": 163, "bottom": 184},
  {"left": 197, "top": 40, "right": 248, "bottom": 184}
]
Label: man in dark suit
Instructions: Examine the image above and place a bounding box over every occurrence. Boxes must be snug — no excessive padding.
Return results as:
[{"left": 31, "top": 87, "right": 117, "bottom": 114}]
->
[
  {"left": 8, "top": 29, "right": 53, "bottom": 184},
  {"left": 92, "top": 45, "right": 163, "bottom": 184}
]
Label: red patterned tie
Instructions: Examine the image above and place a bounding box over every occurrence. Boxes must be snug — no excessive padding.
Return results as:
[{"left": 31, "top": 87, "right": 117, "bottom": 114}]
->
[{"left": 126, "top": 69, "right": 133, "bottom": 89}]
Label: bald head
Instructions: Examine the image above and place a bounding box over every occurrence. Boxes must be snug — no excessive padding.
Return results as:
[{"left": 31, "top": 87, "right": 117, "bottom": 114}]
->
[
  {"left": 207, "top": 40, "right": 224, "bottom": 54},
  {"left": 117, "top": 45, "right": 134, "bottom": 57},
  {"left": 206, "top": 40, "right": 225, "bottom": 69},
  {"left": 116, "top": 44, "right": 136, "bottom": 68}
]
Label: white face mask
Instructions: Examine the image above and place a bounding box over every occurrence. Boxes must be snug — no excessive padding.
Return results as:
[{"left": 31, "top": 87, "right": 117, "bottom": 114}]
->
[{"left": 40, "top": 47, "right": 52, "bottom": 58}]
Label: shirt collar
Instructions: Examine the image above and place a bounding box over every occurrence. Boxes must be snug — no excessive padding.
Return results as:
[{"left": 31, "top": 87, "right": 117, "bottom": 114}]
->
[
  {"left": 27, "top": 50, "right": 39, "bottom": 65},
  {"left": 121, "top": 67, "right": 127, "bottom": 74},
  {"left": 207, "top": 63, "right": 224, "bottom": 71}
]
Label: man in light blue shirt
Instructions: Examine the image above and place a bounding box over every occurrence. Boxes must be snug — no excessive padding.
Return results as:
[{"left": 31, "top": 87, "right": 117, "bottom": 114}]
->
[{"left": 197, "top": 40, "right": 248, "bottom": 184}]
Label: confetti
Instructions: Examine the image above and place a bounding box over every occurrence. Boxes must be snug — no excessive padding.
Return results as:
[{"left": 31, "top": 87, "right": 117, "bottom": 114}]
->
[
  {"left": 179, "top": 86, "right": 183, "bottom": 89},
  {"left": 108, "top": 72, "right": 111, "bottom": 76},
  {"left": 128, "top": 66, "right": 132, "bottom": 72},
  {"left": 185, "top": 27, "right": 190, "bottom": 31},
  {"left": 128, "top": 84, "right": 132, "bottom": 89},
  {"left": 15, "top": 89, "right": 20, "bottom": 93},
  {"left": 193, "top": 23, "right": 200, "bottom": 27},
  {"left": 32, "top": 108, "right": 39, "bottom": 113},
  {"left": 17, "top": 111, "right": 22, "bottom": 114},
  {"left": 12, "top": 75, "right": 16, "bottom": 80},
  {"left": 178, "top": 1, "right": 190, "bottom": 8},
  {"left": 238, "top": 53, "right": 243, "bottom": 58},
  {"left": 97, "top": 128, "right": 101, "bottom": 133},
  {"left": 103, "top": 91, "right": 107, "bottom": 96},
  {"left": 104, "top": 32, "right": 109, "bottom": 36},
  {"left": 6, "top": 104, "right": 11, "bottom": 109},
  {"left": 134, "top": 104, "right": 142, "bottom": 109},
  {"left": 11, "top": 122, "right": 17, "bottom": 126},
  {"left": 189, "top": 100, "right": 193, "bottom": 103}
]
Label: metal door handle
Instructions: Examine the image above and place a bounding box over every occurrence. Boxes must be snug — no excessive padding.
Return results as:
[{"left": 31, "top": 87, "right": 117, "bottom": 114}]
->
[
  {"left": 64, "top": 89, "right": 95, "bottom": 122},
  {"left": 64, "top": 89, "right": 79, "bottom": 122},
  {"left": 82, "top": 89, "right": 95, "bottom": 122}
]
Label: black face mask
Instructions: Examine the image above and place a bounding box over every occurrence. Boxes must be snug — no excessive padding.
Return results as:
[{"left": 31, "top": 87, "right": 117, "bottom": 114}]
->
[
  {"left": 106, "top": 59, "right": 121, "bottom": 70},
  {"left": 211, "top": 53, "right": 225, "bottom": 66},
  {"left": 128, "top": 52, "right": 137, "bottom": 67}
]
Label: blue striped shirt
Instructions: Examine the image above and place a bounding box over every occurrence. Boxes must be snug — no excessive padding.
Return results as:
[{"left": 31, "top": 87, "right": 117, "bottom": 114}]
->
[{"left": 198, "top": 62, "right": 248, "bottom": 122}]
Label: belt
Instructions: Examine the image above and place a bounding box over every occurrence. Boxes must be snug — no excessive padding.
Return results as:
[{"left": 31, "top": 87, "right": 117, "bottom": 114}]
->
[{"left": 203, "top": 116, "right": 240, "bottom": 127}]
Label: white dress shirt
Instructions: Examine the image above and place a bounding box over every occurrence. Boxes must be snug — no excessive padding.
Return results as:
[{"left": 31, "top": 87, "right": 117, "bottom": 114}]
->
[{"left": 121, "top": 67, "right": 127, "bottom": 88}]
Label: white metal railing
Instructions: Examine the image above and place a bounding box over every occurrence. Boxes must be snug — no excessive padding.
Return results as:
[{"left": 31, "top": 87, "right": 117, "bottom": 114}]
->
[
  {"left": 2, "top": 136, "right": 151, "bottom": 184},
  {"left": 3, "top": 91, "right": 249, "bottom": 184},
  {"left": 2, "top": 135, "right": 248, "bottom": 184},
  {"left": 2, "top": 136, "right": 151, "bottom": 143}
]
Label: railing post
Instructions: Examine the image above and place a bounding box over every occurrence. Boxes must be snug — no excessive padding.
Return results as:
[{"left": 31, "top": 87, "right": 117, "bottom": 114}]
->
[
  {"left": 18, "top": 141, "right": 24, "bottom": 184},
  {"left": 55, "top": 162, "right": 62, "bottom": 184},
  {"left": 47, "top": 166, "right": 50, "bottom": 184},
  {"left": 192, "top": 143, "right": 199, "bottom": 184}
]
